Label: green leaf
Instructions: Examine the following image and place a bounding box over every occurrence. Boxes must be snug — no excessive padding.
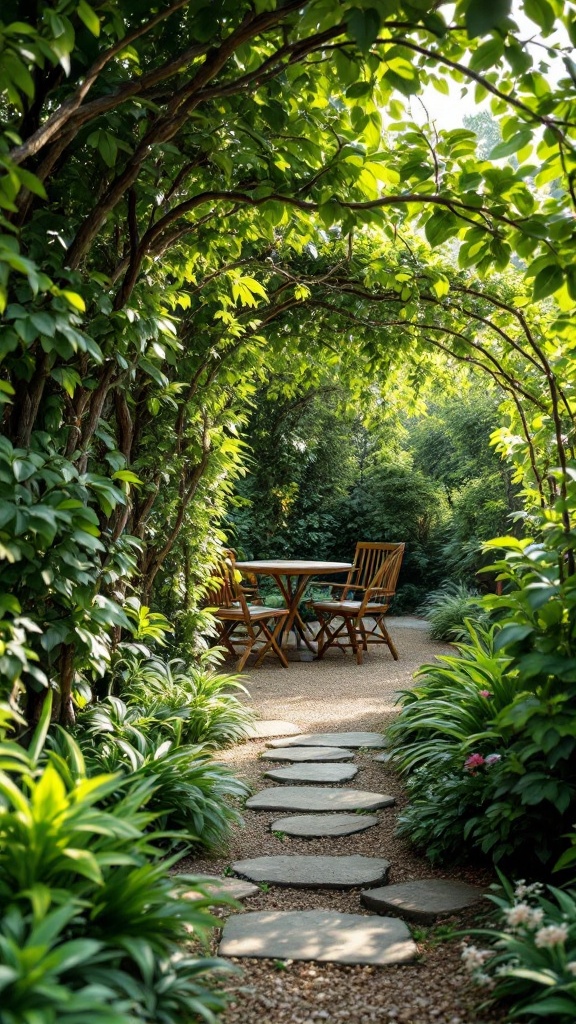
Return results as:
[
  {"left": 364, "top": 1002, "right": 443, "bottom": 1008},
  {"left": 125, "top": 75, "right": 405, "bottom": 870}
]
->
[
  {"left": 489, "top": 129, "right": 533, "bottom": 159},
  {"left": 346, "top": 81, "right": 372, "bottom": 99},
  {"left": 532, "top": 264, "right": 563, "bottom": 300},
  {"left": 523, "top": 0, "right": 555, "bottom": 33},
  {"left": 30, "top": 312, "right": 55, "bottom": 336},
  {"left": 16, "top": 168, "right": 48, "bottom": 199},
  {"left": 469, "top": 37, "right": 504, "bottom": 71},
  {"left": 77, "top": 0, "right": 101, "bottom": 36},
  {"left": 63, "top": 847, "right": 104, "bottom": 883},
  {"left": 347, "top": 7, "right": 381, "bottom": 52},
  {"left": 494, "top": 623, "right": 534, "bottom": 649},
  {"left": 424, "top": 210, "right": 459, "bottom": 247},
  {"left": 465, "top": 0, "right": 512, "bottom": 38},
  {"left": 112, "top": 470, "right": 142, "bottom": 485},
  {"left": 27, "top": 689, "right": 53, "bottom": 765}
]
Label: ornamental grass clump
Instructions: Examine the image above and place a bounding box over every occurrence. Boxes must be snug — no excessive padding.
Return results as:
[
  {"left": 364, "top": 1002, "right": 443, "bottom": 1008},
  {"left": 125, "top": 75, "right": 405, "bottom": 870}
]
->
[
  {"left": 461, "top": 873, "right": 576, "bottom": 1022},
  {"left": 419, "top": 581, "right": 490, "bottom": 641},
  {"left": 117, "top": 656, "right": 256, "bottom": 748}
]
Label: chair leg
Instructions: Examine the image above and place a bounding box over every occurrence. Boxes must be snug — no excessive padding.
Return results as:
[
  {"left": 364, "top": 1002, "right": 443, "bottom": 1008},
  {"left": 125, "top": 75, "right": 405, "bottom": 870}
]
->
[
  {"left": 315, "top": 611, "right": 332, "bottom": 659},
  {"left": 235, "top": 621, "right": 257, "bottom": 671},
  {"left": 374, "top": 615, "right": 399, "bottom": 660},
  {"left": 218, "top": 621, "right": 239, "bottom": 659},
  {"left": 316, "top": 615, "right": 348, "bottom": 659},
  {"left": 254, "top": 617, "right": 289, "bottom": 668},
  {"left": 346, "top": 618, "right": 362, "bottom": 665}
]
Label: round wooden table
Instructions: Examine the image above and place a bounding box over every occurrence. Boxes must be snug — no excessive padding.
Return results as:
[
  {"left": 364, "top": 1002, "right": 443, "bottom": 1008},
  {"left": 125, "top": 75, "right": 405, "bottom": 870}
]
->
[{"left": 234, "top": 560, "right": 352, "bottom": 653}]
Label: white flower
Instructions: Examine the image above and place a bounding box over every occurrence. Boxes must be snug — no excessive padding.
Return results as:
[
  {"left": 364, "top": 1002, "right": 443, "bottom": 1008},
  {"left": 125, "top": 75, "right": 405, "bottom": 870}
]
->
[
  {"left": 461, "top": 945, "right": 492, "bottom": 972},
  {"left": 504, "top": 903, "right": 544, "bottom": 930},
  {"left": 474, "top": 971, "right": 496, "bottom": 990},
  {"left": 534, "top": 924, "right": 569, "bottom": 948},
  {"left": 566, "top": 961, "right": 576, "bottom": 976},
  {"left": 514, "top": 880, "right": 544, "bottom": 899}
]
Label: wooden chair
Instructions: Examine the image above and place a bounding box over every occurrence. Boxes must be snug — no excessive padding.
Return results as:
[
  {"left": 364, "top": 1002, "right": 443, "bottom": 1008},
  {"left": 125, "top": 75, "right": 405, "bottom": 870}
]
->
[
  {"left": 206, "top": 553, "right": 289, "bottom": 670},
  {"left": 312, "top": 542, "right": 405, "bottom": 664},
  {"left": 223, "top": 548, "right": 262, "bottom": 604}
]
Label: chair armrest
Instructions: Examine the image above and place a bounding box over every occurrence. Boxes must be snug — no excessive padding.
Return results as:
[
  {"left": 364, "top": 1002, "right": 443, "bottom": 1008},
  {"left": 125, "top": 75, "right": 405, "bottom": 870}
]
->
[{"left": 364, "top": 588, "right": 395, "bottom": 601}]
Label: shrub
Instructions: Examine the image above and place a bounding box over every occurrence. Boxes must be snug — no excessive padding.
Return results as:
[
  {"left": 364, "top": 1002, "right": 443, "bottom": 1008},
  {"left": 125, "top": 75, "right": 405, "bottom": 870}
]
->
[
  {"left": 462, "top": 874, "right": 576, "bottom": 1023},
  {"left": 396, "top": 753, "right": 504, "bottom": 864},
  {"left": 112, "top": 656, "right": 255, "bottom": 748},
  {"left": 388, "top": 477, "right": 576, "bottom": 872},
  {"left": 388, "top": 624, "right": 514, "bottom": 773},
  {"left": 389, "top": 619, "right": 576, "bottom": 866},
  {"left": 74, "top": 697, "right": 247, "bottom": 849},
  {"left": 0, "top": 694, "right": 235, "bottom": 1023},
  {"left": 419, "top": 581, "right": 490, "bottom": 641}
]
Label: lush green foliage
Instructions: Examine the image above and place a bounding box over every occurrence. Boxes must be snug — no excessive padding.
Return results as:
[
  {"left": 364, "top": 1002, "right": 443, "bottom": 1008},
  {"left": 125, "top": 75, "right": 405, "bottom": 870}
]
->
[
  {"left": 419, "top": 583, "right": 490, "bottom": 641},
  {"left": 110, "top": 655, "right": 255, "bottom": 748},
  {"left": 232, "top": 380, "right": 513, "bottom": 608},
  {"left": 390, "top": 486, "right": 576, "bottom": 868},
  {"left": 77, "top": 695, "right": 247, "bottom": 848},
  {"left": 462, "top": 875, "right": 576, "bottom": 1023},
  {"left": 0, "top": 697, "right": 235, "bottom": 1023},
  {"left": 2, "top": 0, "right": 576, "bottom": 719}
]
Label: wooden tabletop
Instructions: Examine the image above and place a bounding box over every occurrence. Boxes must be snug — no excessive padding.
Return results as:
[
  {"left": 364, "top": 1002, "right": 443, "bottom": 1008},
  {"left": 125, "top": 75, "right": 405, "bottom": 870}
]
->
[{"left": 235, "top": 560, "right": 352, "bottom": 575}]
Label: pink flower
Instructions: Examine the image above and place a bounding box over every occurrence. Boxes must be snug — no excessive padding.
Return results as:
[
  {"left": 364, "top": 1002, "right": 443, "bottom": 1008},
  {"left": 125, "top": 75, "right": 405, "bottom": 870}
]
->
[
  {"left": 465, "top": 753, "right": 485, "bottom": 770},
  {"left": 479, "top": 690, "right": 492, "bottom": 698}
]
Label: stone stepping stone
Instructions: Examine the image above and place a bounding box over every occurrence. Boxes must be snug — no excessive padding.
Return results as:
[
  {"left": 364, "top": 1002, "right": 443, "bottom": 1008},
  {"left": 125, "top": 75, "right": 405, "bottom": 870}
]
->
[
  {"left": 233, "top": 854, "right": 390, "bottom": 890},
  {"left": 260, "top": 746, "right": 355, "bottom": 763},
  {"left": 361, "top": 879, "right": 486, "bottom": 924},
  {"left": 264, "top": 763, "right": 358, "bottom": 784},
  {"left": 246, "top": 786, "right": 395, "bottom": 813},
  {"left": 268, "top": 731, "right": 387, "bottom": 749},
  {"left": 271, "top": 812, "right": 379, "bottom": 837},
  {"left": 219, "top": 909, "right": 417, "bottom": 965},
  {"left": 244, "top": 720, "right": 301, "bottom": 739},
  {"left": 184, "top": 877, "right": 259, "bottom": 901}
]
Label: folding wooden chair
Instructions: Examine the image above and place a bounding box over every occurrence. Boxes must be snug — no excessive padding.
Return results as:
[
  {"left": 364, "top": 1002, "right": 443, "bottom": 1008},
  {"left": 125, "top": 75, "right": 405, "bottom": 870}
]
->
[
  {"left": 206, "top": 553, "right": 289, "bottom": 670},
  {"left": 312, "top": 542, "right": 405, "bottom": 664}
]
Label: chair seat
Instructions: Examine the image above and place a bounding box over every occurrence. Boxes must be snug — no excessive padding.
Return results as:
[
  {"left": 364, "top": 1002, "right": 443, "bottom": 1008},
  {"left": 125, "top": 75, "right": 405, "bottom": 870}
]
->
[
  {"left": 313, "top": 600, "right": 389, "bottom": 614},
  {"left": 215, "top": 604, "right": 288, "bottom": 620}
]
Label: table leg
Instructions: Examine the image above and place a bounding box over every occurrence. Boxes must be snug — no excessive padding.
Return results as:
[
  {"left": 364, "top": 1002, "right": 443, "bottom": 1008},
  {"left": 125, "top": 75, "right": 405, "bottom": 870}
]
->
[{"left": 271, "top": 573, "right": 316, "bottom": 653}]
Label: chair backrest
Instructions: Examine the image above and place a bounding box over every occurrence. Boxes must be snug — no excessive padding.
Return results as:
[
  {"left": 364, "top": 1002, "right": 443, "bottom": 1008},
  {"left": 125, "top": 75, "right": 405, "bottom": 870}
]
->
[
  {"left": 347, "top": 542, "right": 401, "bottom": 591},
  {"left": 357, "top": 543, "right": 405, "bottom": 613},
  {"left": 204, "top": 551, "right": 249, "bottom": 613}
]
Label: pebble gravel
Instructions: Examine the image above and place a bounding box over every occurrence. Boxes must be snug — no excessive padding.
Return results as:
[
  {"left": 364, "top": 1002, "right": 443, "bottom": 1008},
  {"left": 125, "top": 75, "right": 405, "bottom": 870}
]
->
[{"left": 180, "top": 622, "right": 504, "bottom": 1024}]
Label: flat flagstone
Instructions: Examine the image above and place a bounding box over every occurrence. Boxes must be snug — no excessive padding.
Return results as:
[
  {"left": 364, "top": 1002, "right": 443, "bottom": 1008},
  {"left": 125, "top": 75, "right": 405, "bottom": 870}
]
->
[
  {"left": 246, "top": 786, "right": 395, "bottom": 813},
  {"left": 219, "top": 909, "right": 417, "bottom": 965},
  {"left": 263, "top": 763, "right": 358, "bottom": 784},
  {"left": 271, "top": 812, "right": 379, "bottom": 837},
  {"left": 268, "top": 731, "right": 387, "bottom": 749},
  {"left": 260, "top": 746, "right": 355, "bottom": 763},
  {"left": 244, "top": 720, "right": 301, "bottom": 739},
  {"left": 184, "top": 877, "right": 259, "bottom": 901},
  {"left": 232, "top": 854, "right": 390, "bottom": 889},
  {"left": 361, "top": 879, "right": 486, "bottom": 924}
]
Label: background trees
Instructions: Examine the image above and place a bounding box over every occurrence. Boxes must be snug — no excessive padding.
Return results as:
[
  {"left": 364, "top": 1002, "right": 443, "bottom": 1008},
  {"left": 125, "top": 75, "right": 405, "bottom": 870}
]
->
[{"left": 230, "top": 369, "right": 515, "bottom": 608}]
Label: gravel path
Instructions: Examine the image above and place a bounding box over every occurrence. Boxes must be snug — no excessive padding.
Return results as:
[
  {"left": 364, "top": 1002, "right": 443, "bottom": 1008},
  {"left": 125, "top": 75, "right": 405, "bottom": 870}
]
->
[{"left": 181, "top": 623, "right": 501, "bottom": 1024}]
